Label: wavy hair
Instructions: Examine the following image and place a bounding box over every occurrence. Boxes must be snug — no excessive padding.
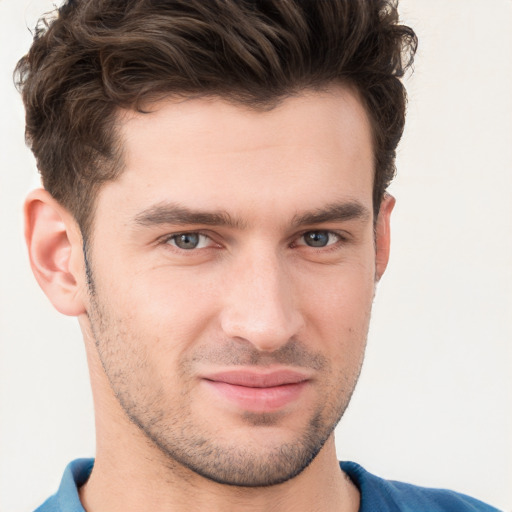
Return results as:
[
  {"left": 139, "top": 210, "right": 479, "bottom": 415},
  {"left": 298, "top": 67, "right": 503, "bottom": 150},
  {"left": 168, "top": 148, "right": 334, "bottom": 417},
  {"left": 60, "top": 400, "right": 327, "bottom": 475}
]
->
[{"left": 15, "top": 0, "right": 417, "bottom": 237}]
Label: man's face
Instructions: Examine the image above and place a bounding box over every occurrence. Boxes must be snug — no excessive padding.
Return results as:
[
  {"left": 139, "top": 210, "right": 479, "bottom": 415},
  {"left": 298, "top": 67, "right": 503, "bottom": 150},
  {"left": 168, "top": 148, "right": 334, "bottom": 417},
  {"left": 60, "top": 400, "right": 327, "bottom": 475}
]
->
[{"left": 81, "top": 87, "right": 390, "bottom": 486}]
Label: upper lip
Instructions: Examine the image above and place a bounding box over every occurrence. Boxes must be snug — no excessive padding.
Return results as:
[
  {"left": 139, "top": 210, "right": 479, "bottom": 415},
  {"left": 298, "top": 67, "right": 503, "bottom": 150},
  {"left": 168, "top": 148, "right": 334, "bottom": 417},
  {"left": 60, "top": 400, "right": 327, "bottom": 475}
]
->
[{"left": 202, "top": 369, "right": 310, "bottom": 388}]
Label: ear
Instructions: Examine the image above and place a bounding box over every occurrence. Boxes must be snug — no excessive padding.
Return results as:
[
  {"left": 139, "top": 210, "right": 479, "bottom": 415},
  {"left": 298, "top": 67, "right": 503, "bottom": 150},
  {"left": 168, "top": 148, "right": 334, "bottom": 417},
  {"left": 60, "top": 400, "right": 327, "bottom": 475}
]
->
[
  {"left": 24, "top": 188, "right": 87, "bottom": 316},
  {"left": 375, "top": 193, "right": 395, "bottom": 282}
]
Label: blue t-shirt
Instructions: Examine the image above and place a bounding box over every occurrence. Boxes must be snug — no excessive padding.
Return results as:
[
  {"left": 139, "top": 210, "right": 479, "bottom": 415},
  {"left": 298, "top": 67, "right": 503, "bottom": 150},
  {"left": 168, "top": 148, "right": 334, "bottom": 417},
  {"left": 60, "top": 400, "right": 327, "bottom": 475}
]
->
[{"left": 35, "top": 458, "right": 502, "bottom": 511}]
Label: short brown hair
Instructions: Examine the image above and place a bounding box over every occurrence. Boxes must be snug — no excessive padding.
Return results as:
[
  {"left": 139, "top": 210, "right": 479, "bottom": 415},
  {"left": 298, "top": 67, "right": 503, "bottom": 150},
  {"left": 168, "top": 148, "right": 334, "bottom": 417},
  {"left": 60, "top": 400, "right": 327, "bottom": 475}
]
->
[{"left": 15, "top": 0, "right": 417, "bottom": 238}]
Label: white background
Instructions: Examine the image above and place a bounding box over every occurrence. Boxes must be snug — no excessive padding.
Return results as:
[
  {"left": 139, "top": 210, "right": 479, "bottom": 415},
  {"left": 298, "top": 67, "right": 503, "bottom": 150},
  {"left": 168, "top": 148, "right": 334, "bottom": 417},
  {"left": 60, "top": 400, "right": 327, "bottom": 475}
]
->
[{"left": 0, "top": 1, "right": 510, "bottom": 510}]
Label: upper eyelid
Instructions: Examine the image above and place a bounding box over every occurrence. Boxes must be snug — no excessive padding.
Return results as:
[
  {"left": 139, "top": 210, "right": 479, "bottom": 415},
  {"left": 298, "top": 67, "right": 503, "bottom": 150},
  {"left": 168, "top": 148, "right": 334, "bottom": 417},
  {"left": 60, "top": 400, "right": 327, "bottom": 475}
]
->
[
  {"left": 295, "top": 229, "right": 346, "bottom": 239},
  {"left": 301, "top": 228, "right": 342, "bottom": 235},
  {"left": 161, "top": 230, "right": 212, "bottom": 241}
]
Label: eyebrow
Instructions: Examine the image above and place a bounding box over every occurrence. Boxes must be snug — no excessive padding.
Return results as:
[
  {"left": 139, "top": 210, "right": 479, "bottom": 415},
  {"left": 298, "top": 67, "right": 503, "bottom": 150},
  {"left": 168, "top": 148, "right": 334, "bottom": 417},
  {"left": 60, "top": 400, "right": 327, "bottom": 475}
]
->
[
  {"left": 133, "top": 202, "right": 245, "bottom": 229},
  {"left": 133, "top": 200, "right": 370, "bottom": 230},
  {"left": 291, "top": 201, "right": 371, "bottom": 227}
]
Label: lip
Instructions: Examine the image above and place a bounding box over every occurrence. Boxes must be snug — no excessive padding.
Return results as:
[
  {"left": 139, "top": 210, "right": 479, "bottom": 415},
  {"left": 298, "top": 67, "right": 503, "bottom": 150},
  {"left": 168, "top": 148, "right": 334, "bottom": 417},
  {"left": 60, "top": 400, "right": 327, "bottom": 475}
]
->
[{"left": 201, "top": 369, "right": 310, "bottom": 413}]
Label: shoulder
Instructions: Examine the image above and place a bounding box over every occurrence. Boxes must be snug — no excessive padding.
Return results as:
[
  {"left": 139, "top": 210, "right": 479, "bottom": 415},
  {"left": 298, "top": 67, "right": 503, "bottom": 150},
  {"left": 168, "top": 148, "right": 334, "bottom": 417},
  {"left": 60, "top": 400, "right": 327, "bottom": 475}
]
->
[
  {"left": 340, "top": 461, "right": 502, "bottom": 512},
  {"left": 33, "top": 459, "right": 93, "bottom": 512},
  {"left": 34, "top": 496, "right": 60, "bottom": 512}
]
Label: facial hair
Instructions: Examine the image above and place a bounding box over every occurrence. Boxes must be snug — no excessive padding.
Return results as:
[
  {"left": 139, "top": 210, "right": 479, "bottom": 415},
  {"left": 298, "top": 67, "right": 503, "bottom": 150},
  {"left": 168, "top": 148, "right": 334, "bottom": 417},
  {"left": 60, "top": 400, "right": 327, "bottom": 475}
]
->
[{"left": 84, "top": 253, "right": 366, "bottom": 487}]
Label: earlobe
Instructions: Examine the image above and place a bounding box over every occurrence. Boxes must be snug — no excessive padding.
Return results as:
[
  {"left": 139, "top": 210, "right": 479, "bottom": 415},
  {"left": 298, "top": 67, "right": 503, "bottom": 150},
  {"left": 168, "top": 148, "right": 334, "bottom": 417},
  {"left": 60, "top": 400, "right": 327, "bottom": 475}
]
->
[
  {"left": 375, "top": 193, "right": 395, "bottom": 281},
  {"left": 25, "top": 188, "right": 86, "bottom": 316}
]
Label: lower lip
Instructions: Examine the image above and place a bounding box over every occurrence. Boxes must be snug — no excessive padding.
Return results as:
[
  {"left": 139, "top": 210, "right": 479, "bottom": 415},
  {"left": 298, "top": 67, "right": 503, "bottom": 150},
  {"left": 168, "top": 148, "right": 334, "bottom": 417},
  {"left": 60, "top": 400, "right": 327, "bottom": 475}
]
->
[{"left": 203, "top": 380, "right": 308, "bottom": 413}]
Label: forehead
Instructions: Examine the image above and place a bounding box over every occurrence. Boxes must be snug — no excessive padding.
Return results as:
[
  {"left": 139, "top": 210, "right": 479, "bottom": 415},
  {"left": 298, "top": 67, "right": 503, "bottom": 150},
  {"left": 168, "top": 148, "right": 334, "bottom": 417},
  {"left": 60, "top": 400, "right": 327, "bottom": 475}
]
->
[
  {"left": 118, "top": 86, "right": 372, "bottom": 163},
  {"left": 98, "top": 86, "right": 374, "bottom": 227}
]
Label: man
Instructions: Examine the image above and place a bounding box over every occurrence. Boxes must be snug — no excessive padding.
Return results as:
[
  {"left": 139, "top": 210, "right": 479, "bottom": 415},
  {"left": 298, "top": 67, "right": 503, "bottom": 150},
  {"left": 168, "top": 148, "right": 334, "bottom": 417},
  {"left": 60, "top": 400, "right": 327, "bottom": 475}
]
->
[{"left": 14, "top": 0, "right": 502, "bottom": 510}]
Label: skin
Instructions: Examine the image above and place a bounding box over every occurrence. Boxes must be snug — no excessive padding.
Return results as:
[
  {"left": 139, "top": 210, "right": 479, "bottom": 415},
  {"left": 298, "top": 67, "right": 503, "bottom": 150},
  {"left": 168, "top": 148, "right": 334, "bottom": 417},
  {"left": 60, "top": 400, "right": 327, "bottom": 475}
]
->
[{"left": 25, "top": 85, "right": 394, "bottom": 511}]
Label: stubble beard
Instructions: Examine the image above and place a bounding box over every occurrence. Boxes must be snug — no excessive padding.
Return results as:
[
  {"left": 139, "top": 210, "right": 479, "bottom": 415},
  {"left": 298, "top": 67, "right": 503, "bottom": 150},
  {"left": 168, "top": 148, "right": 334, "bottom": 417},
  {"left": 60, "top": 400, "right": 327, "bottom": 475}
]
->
[{"left": 84, "top": 257, "right": 366, "bottom": 488}]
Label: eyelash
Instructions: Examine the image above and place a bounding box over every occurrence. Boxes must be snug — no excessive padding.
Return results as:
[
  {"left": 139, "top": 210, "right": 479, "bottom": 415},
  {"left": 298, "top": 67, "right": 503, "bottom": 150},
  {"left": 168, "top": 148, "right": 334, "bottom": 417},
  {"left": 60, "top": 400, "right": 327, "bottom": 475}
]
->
[
  {"left": 292, "top": 230, "right": 345, "bottom": 250},
  {"left": 162, "top": 232, "right": 217, "bottom": 251},
  {"left": 161, "top": 230, "right": 347, "bottom": 252}
]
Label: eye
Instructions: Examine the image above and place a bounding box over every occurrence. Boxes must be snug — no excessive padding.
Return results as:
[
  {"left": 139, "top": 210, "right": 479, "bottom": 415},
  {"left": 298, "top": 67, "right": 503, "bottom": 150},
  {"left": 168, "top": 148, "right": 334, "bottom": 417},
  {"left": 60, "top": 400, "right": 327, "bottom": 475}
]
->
[
  {"left": 297, "top": 230, "right": 340, "bottom": 248},
  {"left": 165, "top": 232, "right": 212, "bottom": 250}
]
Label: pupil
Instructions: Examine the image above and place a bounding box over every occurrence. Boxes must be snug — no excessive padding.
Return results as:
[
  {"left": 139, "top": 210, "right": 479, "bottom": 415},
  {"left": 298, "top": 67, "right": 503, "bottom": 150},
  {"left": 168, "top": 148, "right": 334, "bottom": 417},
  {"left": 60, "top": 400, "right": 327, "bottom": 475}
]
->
[
  {"left": 176, "top": 233, "right": 199, "bottom": 249},
  {"left": 305, "top": 231, "right": 328, "bottom": 247}
]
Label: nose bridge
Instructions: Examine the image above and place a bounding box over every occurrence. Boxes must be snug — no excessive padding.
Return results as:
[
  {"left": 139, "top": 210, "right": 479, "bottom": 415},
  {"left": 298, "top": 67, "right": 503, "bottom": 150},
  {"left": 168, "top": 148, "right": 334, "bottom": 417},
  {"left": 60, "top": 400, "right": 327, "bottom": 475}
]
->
[{"left": 220, "top": 244, "right": 303, "bottom": 351}]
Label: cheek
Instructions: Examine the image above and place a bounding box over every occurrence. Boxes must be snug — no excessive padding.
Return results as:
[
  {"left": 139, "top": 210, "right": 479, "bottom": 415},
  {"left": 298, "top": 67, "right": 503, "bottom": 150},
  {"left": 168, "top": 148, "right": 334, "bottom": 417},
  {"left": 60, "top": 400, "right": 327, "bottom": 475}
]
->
[
  {"left": 299, "top": 261, "right": 375, "bottom": 359},
  {"left": 302, "top": 259, "right": 375, "bottom": 324},
  {"left": 115, "top": 268, "right": 222, "bottom": 351}
]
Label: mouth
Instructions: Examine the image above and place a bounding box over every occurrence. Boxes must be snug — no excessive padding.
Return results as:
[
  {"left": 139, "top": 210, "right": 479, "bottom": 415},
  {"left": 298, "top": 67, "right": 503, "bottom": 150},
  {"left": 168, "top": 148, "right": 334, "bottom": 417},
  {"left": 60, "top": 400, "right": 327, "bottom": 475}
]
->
[{"left": 201, "top": 369, "right": 310, "bottom": 413}]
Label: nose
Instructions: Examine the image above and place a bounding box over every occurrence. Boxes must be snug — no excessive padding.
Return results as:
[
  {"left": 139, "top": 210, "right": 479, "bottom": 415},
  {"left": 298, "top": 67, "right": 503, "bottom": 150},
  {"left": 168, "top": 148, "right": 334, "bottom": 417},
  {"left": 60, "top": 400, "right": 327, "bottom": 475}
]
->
[{"left": 219, "top": 248, "right": 304, "bottom": 352}]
